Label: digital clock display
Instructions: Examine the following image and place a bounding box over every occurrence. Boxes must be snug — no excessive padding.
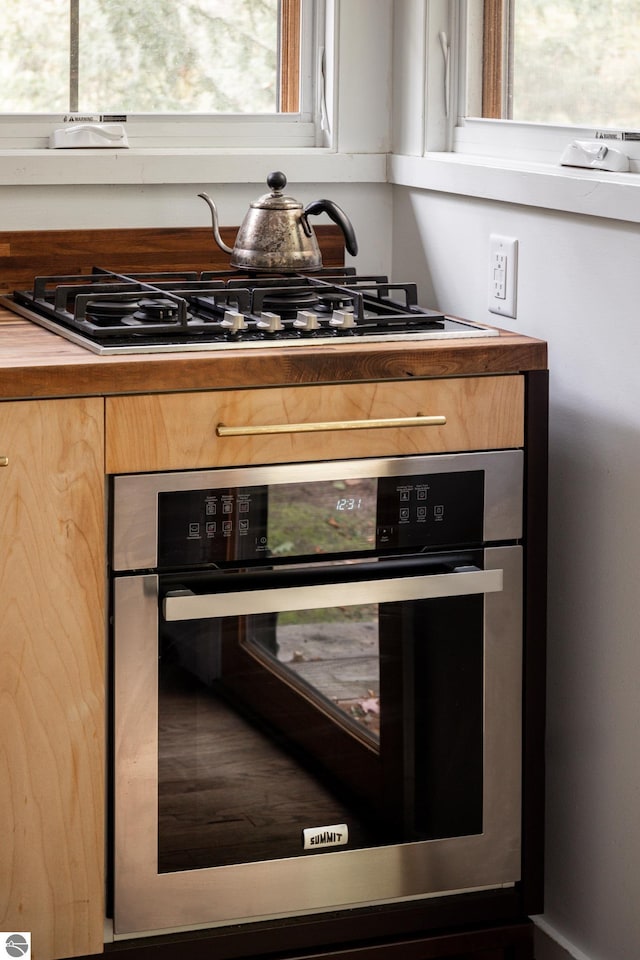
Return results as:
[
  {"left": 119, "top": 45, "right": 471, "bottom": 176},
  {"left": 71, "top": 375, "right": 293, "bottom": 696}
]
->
[
  {"left": 335, "top": 497, "right": 363, "bottom": 511},
  {"left": 267, "top": 478, "right": 377, "bottom": 558}
]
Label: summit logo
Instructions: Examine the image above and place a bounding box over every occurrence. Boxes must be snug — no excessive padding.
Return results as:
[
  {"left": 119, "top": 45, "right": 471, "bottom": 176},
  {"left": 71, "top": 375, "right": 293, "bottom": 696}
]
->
[{"left": 302, "top": 823, "right": 349, "bottom": 850}]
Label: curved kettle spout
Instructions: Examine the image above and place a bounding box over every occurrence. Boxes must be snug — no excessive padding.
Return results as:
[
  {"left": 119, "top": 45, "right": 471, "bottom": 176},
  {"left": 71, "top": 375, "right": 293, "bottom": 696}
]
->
[{"left": 198, "top": 192, "right": 234, "bottom": 256}]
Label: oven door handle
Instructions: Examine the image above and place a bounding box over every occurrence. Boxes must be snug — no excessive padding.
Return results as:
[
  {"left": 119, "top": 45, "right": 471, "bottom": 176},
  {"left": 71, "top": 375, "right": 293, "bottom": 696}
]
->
[{"left": 162, "top": 565, "right": 502, "bottom": 622}]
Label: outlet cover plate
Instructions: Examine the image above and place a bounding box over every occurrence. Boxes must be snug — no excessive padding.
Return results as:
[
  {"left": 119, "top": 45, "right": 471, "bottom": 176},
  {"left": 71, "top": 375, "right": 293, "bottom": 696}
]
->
[{"left": 489, "top": 234, "right": 518, "bottom": 318}]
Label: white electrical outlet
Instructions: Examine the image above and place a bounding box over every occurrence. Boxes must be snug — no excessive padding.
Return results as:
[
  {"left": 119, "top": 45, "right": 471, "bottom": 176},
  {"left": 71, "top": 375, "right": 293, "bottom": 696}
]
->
[{"left": 488, "top": 234, "right": 518, "bottom": 318}]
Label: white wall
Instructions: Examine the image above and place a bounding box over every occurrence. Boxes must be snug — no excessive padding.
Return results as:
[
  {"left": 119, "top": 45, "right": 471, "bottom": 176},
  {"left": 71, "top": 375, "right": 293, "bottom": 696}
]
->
[
  {"left": 0, "top": 180, "right": 392, "bottom": 277},
  {"left": 390, "top": 2, "right": 640, "bottom": 947},
  {"left": 391, "top": 184, "right": 640, "bottom": 960}
]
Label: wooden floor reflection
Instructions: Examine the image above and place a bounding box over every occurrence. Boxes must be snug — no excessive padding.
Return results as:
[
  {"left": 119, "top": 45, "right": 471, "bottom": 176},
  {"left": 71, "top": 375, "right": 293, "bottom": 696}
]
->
[{"left": 158, "top": 667, "right": 376, "bottom": 872}]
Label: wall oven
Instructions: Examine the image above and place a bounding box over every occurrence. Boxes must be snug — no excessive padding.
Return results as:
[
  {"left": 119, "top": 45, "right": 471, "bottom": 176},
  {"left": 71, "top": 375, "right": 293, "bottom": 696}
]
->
[{"left": 111, "top": 450, "right": 523, "bottom": 936}]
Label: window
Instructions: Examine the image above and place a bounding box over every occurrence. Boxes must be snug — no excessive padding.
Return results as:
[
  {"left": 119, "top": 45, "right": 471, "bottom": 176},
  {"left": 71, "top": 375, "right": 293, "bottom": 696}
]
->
[
  {"left": 432, "top": 1, "right": 640, "bottom": 166},
  {"left": 0, "top": 0, "right": 300, "bottom": 114},
  {"left": 482, "top": 0, "right": 640, "bottom": 129},
  {"left": 0, "top": 0, "right": 321, "bottom": 149}
]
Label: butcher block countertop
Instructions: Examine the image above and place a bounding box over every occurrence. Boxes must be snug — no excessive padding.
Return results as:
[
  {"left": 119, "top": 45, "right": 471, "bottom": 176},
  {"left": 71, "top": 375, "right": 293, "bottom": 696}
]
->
[
  {"left": 0, "top": 226, "right": 547, "bottom": 400},
  {"left": 0, "top": 307, "right": 546, "bottom": 400}
]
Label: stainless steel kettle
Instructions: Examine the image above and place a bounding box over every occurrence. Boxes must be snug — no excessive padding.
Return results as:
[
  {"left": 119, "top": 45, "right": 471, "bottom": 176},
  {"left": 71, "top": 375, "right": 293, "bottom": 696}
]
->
[{"left": 198, "top": 171, "right": 358, "bottom": 273}]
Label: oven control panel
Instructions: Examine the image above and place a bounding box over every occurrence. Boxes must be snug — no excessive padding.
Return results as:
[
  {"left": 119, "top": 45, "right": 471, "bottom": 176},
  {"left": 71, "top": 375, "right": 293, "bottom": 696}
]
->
[
  {"left": 377, "top": 471, "right": 483, "bottom": 550},
  {"left": 157, "top": 471, "right": 484, "bottom": 567}
]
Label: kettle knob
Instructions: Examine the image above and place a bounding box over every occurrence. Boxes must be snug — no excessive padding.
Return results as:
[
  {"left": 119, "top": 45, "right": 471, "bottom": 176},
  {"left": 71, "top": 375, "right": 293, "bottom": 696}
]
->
[{"left": 267, "top": 171, "right": 287, "bottom": 193}]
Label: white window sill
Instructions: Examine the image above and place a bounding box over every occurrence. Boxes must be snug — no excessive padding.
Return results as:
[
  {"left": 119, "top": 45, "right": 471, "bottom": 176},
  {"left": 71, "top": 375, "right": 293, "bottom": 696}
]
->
[
  {"left": 389, "top": 152, "right": 640, "bottom": 225},
  {"left": 0, "top": 148, "right": 387, "bottom": 187}
]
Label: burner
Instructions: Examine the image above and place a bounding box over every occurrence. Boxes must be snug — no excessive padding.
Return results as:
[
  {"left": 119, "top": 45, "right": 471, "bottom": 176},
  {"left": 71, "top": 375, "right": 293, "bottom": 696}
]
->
[
  {"left": 315, "top": 292, "right": 352, "bottom": 313},
  {"left": 86, "top": 298, "right": 140, "bottom": 321},
  {"left": 125, "top": 297, "right": 183, "bottom": 325},
  {"left": 259, "top": 289, "right": 319, "bottom": 319}
]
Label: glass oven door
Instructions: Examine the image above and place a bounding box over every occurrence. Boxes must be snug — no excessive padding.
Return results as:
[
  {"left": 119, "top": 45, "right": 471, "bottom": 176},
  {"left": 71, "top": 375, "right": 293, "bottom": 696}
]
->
[
  {"left": 159, "top": 552, "right": 498, "bottom": 868},
  {"left": 113, "top": 545, "right": 522, "bottom": 934}
]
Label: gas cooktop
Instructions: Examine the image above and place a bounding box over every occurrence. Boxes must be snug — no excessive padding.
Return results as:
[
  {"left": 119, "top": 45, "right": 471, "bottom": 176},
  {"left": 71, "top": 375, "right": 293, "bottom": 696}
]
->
[{"left": 0, "top": 268, "right": 498, "bottom": 355}]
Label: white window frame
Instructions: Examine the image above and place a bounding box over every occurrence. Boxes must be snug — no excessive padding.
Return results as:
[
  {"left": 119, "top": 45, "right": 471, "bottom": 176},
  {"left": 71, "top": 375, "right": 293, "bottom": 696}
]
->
[
  {"left": 0, "top": 0, "right": 391, "bottom": 193},
  {"left": 0, "top": 1, "right": 324, "bottom": 152},
  {"left": 0, "top": 0, "right": 399, "bottom": 190},
  {"left": 388, "top": 0, "right": 640, "bottom": 226},
  {"left": 427, "top": 0, "right": 640, "bottom": 165},
  {"left": 452, "top": 0, "right": 640, "bottom": 169}
]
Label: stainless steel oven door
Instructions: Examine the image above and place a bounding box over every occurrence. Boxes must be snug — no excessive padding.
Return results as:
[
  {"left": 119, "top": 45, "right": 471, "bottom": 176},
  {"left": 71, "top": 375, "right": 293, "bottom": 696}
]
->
[{"left": 113, "top": 545, "right": 522, "bottom": 936}]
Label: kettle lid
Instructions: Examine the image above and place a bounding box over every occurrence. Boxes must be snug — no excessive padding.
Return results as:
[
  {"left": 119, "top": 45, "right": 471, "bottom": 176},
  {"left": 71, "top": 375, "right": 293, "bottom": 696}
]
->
[{"left": 250, "top": 171, "right": 302, "bottom": 211}]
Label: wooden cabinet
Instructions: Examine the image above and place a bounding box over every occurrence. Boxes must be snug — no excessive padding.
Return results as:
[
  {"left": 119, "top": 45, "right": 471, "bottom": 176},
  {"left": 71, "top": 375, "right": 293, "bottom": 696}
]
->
[
  {"left": 105, "top": 376, "right": 524, "bottom": 473},
  {"left": 0, "top": 368, "right": 543, "bottom": 960},
  {"left": 0, "top": 398, "right": 105, "bottom": 960}
]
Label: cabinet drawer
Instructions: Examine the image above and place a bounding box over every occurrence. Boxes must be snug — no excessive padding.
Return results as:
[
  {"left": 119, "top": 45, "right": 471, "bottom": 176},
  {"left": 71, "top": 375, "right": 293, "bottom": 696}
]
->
[{"left": 106, "top": 376, "right": 524, "bottom": 474}]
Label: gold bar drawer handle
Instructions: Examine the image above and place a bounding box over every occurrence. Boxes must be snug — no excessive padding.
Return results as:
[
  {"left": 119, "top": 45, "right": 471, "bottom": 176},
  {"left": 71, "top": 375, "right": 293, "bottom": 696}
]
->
[
  {"left": 216, "top": 414, "right": 446, "bottom": 438},
  {"left": 0, "top": 455, "right": 8, "bottom": 467}
]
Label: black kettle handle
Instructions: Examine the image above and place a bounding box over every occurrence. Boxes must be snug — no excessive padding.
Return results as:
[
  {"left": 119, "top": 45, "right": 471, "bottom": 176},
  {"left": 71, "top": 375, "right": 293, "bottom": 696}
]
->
[{"left": 304, "top": 199, "right": 359, "bottom": 257}]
